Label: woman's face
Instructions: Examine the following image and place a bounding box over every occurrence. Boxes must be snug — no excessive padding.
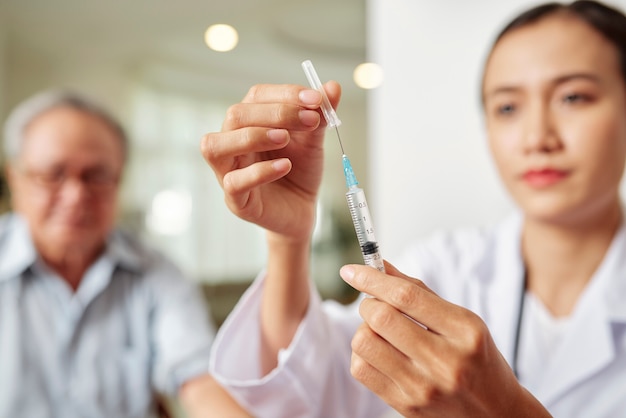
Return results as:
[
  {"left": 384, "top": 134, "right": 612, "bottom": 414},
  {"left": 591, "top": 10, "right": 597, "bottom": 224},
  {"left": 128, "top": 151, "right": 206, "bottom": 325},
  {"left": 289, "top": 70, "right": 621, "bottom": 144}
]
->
[{"left": 483, "top": 14, "right": 626, "bottom": 226}]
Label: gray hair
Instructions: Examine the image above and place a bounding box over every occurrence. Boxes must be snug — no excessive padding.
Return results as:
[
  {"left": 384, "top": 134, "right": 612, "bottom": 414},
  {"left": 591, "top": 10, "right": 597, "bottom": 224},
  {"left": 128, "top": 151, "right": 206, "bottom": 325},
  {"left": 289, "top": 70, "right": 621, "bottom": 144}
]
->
[{"left": 2, "top": 89, "right": 128, "bottom": 164}]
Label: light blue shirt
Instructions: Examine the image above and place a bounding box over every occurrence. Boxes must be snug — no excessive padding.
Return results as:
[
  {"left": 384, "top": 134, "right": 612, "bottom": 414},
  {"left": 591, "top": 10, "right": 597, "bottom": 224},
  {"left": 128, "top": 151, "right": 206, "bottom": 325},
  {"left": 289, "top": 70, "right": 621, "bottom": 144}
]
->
[{"left": 0, "top": 214, "right": 216, "bottom": 418}]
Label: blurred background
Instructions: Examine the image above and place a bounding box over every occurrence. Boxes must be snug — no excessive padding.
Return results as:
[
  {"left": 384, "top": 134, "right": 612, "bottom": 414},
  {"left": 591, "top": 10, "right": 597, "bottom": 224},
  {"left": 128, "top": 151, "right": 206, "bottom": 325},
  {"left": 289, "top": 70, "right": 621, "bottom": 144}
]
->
[
  {"left": 3, "top": 0, "right": 626, "bottom": 327},
  {"left": 0, "top": 0, "right": 371, "bottom": 324}
]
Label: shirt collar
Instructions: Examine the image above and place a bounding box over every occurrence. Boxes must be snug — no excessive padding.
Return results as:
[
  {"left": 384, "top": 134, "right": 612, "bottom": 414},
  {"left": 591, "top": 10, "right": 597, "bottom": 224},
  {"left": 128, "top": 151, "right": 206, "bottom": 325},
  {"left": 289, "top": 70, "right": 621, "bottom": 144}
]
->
[
  {"left": 593, "top": 209, "right": 626, "bottom": 322},
  {"left": 488, "top": 208, "right": 626, "bottom": 323},
  {"left": 104, "top": 229, "right": 145, "bottom": 273},
  {"left": 0, "top": 214, "right": 38, "bottom": 281},
  {"left": 0, "top": 213, "right": 144, "bottom": 282}
]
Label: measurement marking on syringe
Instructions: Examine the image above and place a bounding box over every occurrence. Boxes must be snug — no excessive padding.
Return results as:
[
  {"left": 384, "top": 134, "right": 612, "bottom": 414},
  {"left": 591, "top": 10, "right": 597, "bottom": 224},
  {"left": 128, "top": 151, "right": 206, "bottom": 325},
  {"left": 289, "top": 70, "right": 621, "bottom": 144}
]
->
[{"left": 301, "top": 59, "right": 385, "bottom": 273}]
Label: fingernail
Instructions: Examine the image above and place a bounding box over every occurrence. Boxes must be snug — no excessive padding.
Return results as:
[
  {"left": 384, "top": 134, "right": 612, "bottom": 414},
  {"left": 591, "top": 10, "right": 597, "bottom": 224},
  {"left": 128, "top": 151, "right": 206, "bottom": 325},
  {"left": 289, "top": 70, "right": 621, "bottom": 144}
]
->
[
  {"left": 299, "top": 89, "right": 320, "bottom": 105},
  {"left": 340, "top": 265, "right": 355, "bottom": 282},
  {"left": 267, "top": 129, "right": 287, "bottom": 144},
  {"left": 299, "top": 110, "right": 319, "bottom": 127},
  {"left": 271, "top": 158, "right": 291, "bottom": 172}
]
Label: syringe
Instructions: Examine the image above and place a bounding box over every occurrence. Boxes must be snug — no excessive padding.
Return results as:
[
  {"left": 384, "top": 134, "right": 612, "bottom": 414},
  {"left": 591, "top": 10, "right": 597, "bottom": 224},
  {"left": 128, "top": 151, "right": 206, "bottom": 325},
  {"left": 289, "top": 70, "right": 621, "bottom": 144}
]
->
[{"left": 301, "top": 60, "right": 385, "bottom": 272}]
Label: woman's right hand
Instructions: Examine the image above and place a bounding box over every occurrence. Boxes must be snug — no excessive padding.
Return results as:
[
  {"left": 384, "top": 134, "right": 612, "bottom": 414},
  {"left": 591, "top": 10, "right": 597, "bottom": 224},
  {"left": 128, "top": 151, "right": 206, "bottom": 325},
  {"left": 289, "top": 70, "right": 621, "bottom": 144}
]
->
[{"left": 201, "top": 82, "right": 342, "bottom": 243}]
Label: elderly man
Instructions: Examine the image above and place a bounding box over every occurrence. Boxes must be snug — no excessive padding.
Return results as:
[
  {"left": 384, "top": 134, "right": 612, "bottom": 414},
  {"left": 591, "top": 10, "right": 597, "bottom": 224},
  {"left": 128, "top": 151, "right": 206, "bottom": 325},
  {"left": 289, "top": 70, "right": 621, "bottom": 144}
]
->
[{"left": 0, "top": 90, "right": 249, "bottom": 418}]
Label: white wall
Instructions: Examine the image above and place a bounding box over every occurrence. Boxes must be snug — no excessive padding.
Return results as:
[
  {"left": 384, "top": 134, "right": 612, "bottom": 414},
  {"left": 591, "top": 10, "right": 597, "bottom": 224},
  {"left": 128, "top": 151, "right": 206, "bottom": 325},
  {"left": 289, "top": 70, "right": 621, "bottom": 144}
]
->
[
  {"left": 368, "top": 0, "right": 626, "bottom": 258},
  {"left": 5, "top": 46, "right": 133, "bottom": 129}
]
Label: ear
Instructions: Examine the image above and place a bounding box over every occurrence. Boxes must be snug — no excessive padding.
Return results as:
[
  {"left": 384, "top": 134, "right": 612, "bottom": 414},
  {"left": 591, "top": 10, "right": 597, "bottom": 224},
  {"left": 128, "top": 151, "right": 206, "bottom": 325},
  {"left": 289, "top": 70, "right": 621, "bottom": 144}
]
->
[
  {"left": 2, "top": 165, "right": 15, "bottom": 211},
  {"left": 4, "top": 164, "right": 16, "bottom": 189}
]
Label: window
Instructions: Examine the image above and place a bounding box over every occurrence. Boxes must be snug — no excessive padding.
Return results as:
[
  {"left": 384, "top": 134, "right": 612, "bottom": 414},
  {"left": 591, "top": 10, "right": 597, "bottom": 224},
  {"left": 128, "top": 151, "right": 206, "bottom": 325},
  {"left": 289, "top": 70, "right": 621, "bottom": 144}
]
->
[{"left": 120, "top": 86, "right": 266, "bottom": 284}]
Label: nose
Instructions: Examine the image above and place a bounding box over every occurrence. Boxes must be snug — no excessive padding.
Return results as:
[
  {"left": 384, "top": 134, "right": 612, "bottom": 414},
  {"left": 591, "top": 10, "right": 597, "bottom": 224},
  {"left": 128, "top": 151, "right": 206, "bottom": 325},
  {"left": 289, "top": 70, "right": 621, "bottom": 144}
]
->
[
  {"left": 523, "top": 101, "right": 562, "bottom": 154},
  {"left": 58, "top": 177, "right": 92, "bottom": 204}
]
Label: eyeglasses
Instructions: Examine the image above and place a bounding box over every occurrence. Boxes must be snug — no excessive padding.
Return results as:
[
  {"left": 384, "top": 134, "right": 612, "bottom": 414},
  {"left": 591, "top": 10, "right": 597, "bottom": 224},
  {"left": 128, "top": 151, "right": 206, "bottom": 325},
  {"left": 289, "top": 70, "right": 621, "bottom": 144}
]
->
[{"left": 17, "top": 166, "right": 120, "bottom": 193}]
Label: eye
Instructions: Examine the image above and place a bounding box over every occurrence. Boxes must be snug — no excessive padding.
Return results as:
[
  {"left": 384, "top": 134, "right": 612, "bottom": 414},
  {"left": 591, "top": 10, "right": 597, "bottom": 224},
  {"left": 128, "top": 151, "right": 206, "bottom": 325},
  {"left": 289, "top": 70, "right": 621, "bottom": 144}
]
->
[
  {"left": 495, "top": 103, "right": 516, "bottom": 116},
  {"left": 562, "top": 92, "right": 591, "bottom": 104},
  {"left": 83, "top": 169, "right": 118, "bottom": 187},
  {"left": 32, "top": 169, "right": 64, "bottom": 186}
]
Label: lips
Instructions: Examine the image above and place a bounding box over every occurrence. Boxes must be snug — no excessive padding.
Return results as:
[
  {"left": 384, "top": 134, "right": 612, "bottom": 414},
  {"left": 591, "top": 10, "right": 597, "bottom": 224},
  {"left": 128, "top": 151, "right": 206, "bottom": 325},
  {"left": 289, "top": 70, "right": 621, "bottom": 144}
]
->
[{"left": 522, "top": 168, "right": 570, "bottom": 188}]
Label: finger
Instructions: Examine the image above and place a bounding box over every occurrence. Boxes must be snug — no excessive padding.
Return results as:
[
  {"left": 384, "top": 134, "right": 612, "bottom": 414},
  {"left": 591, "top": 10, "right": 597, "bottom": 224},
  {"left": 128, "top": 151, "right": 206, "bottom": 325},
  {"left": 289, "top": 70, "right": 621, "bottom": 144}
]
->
[
  {"left": 241, "top": 82, "right": 341, "bottom": 111},
  {"left": 357, "top": 288, "right": 495, "bottom": 395},
  {"left": 352, "top": 320, "right": 462, "bottom": 416},
  {"left": 351, "top": 322, "right": 421, "bottom": 390},
  {"left": 322, "top": 80, "right": 342, "bottom": 110},
  {"left": 351, "top": 349, "right": 430, "bottom": 416},
  {"left": 234, "top": 84, "right": 322, "bottom": 133},
  {"left": 235, "top": 82, "right": 341, "bottom": 130},
  {"left": 358, "top": 298, "right": 452, "bottom": 380},
  {"left": 201, "top": 128, "right": 290, "bottom": 176},
  {"left": 350, "top": 350, "right": 405, "bottom": 407},
  {"left": 351, "top": 352, "right": 407, "bottom": 408},
  {"left": 353, "top": 348, "right": 444, "bottom": 418},
  {"left": 241, "top": 84, "right": 319, "bottom": 107},
  {"left": 340, "top": 261, "right": 432, "bottom": 299},
  {"left": 222, "top": 102, "right": 321, "bottom": 132},
  {"left": 341, "top": 263, "right": 468, "bottom": 335},
  {"left": 311, "top": 81, "right": 342, "bottom": 130},
  {"left": 222, "top": 158, "right": 292, "bottom": 216},
  {"left": 359, "top": 297, "right": 500, "bottom": 409}
]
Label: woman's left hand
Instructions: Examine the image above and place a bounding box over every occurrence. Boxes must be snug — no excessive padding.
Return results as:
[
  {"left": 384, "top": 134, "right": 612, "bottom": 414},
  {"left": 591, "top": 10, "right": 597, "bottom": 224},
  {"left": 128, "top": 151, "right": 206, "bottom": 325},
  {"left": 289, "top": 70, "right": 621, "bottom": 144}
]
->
[{"left": 340, "top": 261, "right": 551, "bottom": 418}]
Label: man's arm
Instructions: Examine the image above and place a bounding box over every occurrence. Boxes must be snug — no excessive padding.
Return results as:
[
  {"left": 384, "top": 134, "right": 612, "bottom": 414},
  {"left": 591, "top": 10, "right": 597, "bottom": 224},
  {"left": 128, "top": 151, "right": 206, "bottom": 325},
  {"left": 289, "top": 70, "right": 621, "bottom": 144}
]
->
[{"left": 179, "top": 373, "right": 252, "bottom": 418}]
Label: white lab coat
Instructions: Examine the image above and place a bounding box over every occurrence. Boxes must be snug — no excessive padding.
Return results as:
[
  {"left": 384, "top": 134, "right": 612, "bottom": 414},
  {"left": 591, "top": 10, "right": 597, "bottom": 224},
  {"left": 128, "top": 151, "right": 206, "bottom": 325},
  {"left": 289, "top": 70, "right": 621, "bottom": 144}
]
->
[{"left": 210, "top": 211, "right": 626, "bottom": 417}]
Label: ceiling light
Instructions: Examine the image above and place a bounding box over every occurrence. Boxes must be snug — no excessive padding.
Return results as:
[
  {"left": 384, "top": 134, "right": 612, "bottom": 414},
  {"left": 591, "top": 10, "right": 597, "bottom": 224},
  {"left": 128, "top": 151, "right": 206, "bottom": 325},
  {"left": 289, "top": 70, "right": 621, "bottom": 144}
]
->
[
  {"left": 204, "top": 24, "right": 239, "bottom": 52},
  {"left": 353, "top": 62, "right": 384, "bottom": 89}
]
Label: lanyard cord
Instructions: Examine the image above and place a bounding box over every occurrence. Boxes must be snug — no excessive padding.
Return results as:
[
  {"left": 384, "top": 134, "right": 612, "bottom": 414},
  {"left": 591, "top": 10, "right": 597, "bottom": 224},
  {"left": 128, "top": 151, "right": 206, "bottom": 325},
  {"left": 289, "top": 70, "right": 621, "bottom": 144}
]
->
[{"left": 511, "top": 270, "right": 527, "bottom": 379}]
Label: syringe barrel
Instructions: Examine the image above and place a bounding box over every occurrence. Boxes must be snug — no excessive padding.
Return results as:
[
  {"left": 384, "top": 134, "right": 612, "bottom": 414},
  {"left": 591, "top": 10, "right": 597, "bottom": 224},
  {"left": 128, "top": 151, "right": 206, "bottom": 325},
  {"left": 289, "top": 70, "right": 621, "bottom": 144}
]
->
[{"left": 345, "top": 186, "right": 385, "bottom": 272}]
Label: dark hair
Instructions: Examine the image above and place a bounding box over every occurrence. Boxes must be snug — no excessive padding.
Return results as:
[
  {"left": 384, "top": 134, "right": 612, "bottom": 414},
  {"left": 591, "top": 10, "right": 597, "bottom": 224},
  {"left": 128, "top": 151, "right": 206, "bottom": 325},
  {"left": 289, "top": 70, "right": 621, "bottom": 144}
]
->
[{"left": 482, "top": 1, "right": 626, "bottom": 100}]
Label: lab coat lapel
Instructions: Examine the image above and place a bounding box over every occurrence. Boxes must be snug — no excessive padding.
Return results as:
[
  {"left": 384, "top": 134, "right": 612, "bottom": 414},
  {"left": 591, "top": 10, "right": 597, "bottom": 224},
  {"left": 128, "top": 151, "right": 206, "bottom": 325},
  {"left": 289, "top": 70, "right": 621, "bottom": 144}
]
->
[
  {"left": 537, "top": 220, "right": 626, "bottom": 404},
  {"left": 538, "top": 301, "right": 613, "bottom": 405}
]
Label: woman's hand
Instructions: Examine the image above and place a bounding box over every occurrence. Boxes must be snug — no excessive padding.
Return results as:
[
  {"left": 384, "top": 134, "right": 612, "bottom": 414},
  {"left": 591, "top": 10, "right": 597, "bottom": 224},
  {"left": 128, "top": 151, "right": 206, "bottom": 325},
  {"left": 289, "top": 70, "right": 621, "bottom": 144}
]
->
[
  {"left": 201, "top": 82, "right": 341, "bottom": 243},
  {"left": 340, "top": 261, "right": 551, "bottom": 418},
  {"left": 202, "top": 82, "right": 343, "bottom": 373}
]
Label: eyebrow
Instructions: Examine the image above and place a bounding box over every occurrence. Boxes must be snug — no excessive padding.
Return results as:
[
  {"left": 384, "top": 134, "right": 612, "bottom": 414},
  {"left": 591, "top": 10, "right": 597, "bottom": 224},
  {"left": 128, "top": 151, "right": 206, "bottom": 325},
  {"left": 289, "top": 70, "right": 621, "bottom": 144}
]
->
[{"left": 483, "top": 72, "right": 602, "bottom": 100}]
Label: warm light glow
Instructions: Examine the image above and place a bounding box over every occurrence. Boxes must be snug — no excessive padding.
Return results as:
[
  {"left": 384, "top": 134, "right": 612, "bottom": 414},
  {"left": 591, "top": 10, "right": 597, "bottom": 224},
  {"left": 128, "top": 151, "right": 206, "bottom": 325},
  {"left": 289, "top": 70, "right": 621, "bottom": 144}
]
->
[
  {"left": 353, "top": 62, "right": 384, "bottom": 89},
  {"left": 204, "top": 24, "right": 239, "bottom": 52},
  {"left": 146, "top": 189, "right": 192, "bottom": 235}
]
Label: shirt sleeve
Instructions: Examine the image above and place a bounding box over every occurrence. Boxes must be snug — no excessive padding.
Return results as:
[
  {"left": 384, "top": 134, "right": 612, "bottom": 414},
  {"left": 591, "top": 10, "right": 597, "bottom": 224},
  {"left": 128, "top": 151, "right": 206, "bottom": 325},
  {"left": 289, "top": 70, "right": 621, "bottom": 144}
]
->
[
  {"left": 149, "top": 259, "right": 216, "bottom": 396},
  {"left": 209, "top": 271, "right": 388, "bottom": 418}
]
